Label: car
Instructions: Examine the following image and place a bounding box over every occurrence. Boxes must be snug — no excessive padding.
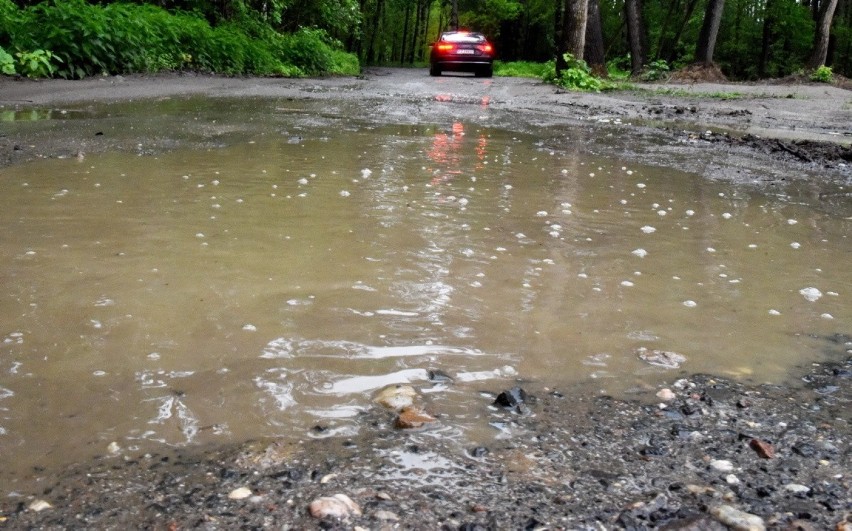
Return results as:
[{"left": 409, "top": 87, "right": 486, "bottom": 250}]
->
[{"left": 429, "top": 31, "right": 495, "bottom": 78}]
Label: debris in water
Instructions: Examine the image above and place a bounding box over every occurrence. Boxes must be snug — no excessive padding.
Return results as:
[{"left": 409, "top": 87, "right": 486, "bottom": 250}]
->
[
  {"left": 799, "top": 287, "right": 822, "bottom": 302},
  {"left": 637, "top": 348, "right": 687, "bottom": 369}
]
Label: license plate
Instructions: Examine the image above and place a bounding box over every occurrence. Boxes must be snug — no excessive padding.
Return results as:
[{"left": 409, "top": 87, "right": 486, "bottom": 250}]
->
[{"left": 456, "top": 49, "right": 475, "bottom": 55}]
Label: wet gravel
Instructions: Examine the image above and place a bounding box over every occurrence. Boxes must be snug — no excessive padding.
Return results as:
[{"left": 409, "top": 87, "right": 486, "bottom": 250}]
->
[{"left": 2, "top": 337, "right": 849, "bottom": 529}]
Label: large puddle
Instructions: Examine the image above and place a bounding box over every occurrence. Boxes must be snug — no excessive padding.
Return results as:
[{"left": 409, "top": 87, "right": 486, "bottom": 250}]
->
[{"left": 1, "top": 99, "right": 850, "bottom": 491}]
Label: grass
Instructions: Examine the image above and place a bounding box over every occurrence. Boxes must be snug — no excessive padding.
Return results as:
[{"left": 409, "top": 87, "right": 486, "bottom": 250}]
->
[{"left": 494, "top": 60, "right": 548, "bottom": 78}]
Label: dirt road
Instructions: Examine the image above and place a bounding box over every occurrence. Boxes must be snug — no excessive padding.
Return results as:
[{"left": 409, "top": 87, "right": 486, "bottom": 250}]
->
[{"left": 2, "top": 68, "right": 851, "bottom": 183}]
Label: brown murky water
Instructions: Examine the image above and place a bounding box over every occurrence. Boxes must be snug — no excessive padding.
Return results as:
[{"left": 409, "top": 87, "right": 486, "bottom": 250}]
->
[{"left": 0, "top": 100, "right": 850, "bottom": 491}]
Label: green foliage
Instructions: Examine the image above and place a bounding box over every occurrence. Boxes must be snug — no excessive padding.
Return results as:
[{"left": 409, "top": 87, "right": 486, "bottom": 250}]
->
[
  {"left": 641, "top": 59, "right": 670, "bottom": 81},
  {"left": 15, "top": 49, "right": 60, "bottom": 78},
  {"left": 3, "top": 0, "right": 359, "bottom": 78},
  {"left": 494, "top": 61, "right": 548, "bottom": 78},
  {"left": 606, "top": 56, "right": 631, "bottom": 80},
  {"left": 810, "top": 65, "right": 833, "bottom": 83},
  {"left": 0, "top": 46, "right": 14, "bottom": 75},
  {"left": 543, "top": 53, "right": 606, "bottom": 92}
]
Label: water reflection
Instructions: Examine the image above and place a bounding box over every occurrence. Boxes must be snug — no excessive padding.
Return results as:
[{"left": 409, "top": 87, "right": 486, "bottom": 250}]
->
[{"left": 0, "top": 104, "right": 849, "bottom": 491}]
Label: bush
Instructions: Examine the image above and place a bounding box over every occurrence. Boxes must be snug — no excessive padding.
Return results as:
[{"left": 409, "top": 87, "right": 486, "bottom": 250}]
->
[
  {"left": 810, "top": 65, "right": 833, "bottom": 83},
  {"left": 494, "top": 61, "right": 548, "bottom": 78},
  {"left": 543, "top": 53, "right": 605, "bottom": 92},
  {"left": 0, "top": 46, "right": 14, "bottom": 75},
  {"left": 641, "top": 59, "right": 670, "bottom": 81}
]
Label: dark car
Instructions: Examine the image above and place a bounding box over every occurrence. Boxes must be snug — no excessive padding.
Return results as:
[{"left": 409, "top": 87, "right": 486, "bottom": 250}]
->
[{"left": 429, "top": 31, "right": 495, "bottom": 78}]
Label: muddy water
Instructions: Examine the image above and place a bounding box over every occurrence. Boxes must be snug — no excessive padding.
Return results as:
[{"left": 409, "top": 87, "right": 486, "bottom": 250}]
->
[{"left": 0, "top": 101, "right": 850, "bottom": 491}]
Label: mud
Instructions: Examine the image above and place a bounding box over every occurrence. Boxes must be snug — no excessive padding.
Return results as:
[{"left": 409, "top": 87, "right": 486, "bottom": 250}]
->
[{"left": 0, "top": 69, "right": 850, "bottom": 529}]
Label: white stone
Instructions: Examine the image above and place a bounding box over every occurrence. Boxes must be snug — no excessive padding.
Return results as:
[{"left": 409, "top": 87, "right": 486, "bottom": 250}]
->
[
  {"left": 28, "top": 500, "right": 52, "bottom": 512},
  {"left": 228, "top": 487, "right": 253, "bottom": 500},
  {"left": 710, "top": 459, "right": 734, "bottom": 472},
  {"left": 656, "top": 388, "right": 676, "bottom": 401},
  {"left": 710, "top": 504, "right": 765, "bottom": 531},
  {"left": 785, "top": 483, "right": 810, "bottom": 494},
  {"left": 309, "top": 494, "right": 362, "bottom": 519}
]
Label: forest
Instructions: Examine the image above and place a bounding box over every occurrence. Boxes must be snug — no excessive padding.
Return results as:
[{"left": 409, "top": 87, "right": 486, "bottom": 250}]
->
[{"left": 1, "top": 0, "right": 850, "bottom": 82}]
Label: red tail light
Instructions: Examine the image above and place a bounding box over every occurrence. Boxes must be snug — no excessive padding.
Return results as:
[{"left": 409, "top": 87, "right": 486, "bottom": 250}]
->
[
  {"left": 481, "top": 44, "right": 493, "bottom": 53},
  {"left": 437, "top": 44, "right": 455, "bottom": 52}
]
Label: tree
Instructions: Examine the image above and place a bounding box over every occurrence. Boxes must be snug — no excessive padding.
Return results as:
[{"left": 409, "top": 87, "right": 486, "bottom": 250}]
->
[
  {"left": 556, "top": 0, "right": 589, "bottom": 72},
  {"left": 584, "top": 0, "right": 606, "bottom": 74},
  {"left": 624, "top": 0, "right": 646, "bottom": 75},
  {"left": 807, "top": 0, "right": 840, "bottom": 68},
  {"left": 695, "top": 0, "right": 726, "bottom": 65}
]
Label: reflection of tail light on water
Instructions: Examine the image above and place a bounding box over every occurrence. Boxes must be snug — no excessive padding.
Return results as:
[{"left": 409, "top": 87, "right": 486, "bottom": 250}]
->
[
  {"left": 480, "top": 96, "right": 490, "bottom": 108},
  {"left": 427, "top": 121, "right": 491, "bottom": 184}
]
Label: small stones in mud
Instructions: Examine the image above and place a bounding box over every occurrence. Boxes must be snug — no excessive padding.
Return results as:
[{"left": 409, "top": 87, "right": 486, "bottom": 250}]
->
[
  {"left": 709, "top": 504, "right": 765, "bottom": 531},
  {"left": 749, "top": 438, "right": 775, "bottom": 459},
  {"left": 228, "top": 487, "right": 253, "bottom": 500},
  {"left": 394, "top": 406, "right": 437, "bottom": 430},
  {"left": 27, "top": 500, "right": 52, "bottom": 512},
  {"left": 308, "top": 493, "right": 362, "bottom": 520},
  {"left": 374, "top": 384, "right": 416, "bottom": 411},
  {"left": 637, "top": 347, "right": 687, "bottom": 369},
  {"left": 656, "top": 388, "right": 677, "bottom": 401},
  {"left": 711, "top": 459, "right": 735, "bottom": 472}
]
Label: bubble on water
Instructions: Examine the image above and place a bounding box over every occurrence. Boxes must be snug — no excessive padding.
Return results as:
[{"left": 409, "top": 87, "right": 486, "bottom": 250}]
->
[
  {"left": 549, "top": 231, "right": 560, "bottom": 238},
  {"left": 148, "top": 352, "right": 161, "bottom": 361},
  {"left": 504, "top": 184, "right": 513, "bottom": 190},
  {"left": 748, "top": 244, "right": 758, "bottom": 249},
  {"left": 636, "top": 183, "right": 645, "bottom": 188},
  {"left": 458, "top": 198, "right": 469, "bottom": 206},
  {"left": 685, "top": 210, "right": 695, "bottom": 216},
  {"left": 339, "top": 190, "right": 350, "bottom": 197},
  {"left": 536, "top": 211, "right": 548, "bottom": 217},
  {"left": 657, "top": 210, "right": 667, "bottom": 216},
  {"left": 787, "top": 219, "right": 798, "bottom": 225},
  {"left": 361, "top": 168, "right": 372, "bottom": 178},
  {"left": 460, "top": 248, "right": 475, "bottom": 257},
  {"left": 640, "top": 226, "right": 656, "bottom": 234},
  {"left": 768, "top": 309, "right": 781, "bottom": 316},
  {"left": 621, "top": 280, "right": 634, "bottom": 287},
  {"left": 242, "top": 324, "right": 258, "bottom": 332},
  {"left": 470, "top": 281, "right": 482, "bottom": 288},
  {"left": 578, "top": 273, "right": 588, "bottom": 279},
  {"left": 195, "top": 233, "right": 205, "bottom": 238},
  {"left": 683, "top": 300, "right": 697, "bottom": 308},
  {"left": 827, "top": 291, "right": 839, "bottom": 297},
  {"left": 821, "top": 313, "right": 834, "bottom": 320},
  {"left": 212, "top": 180, "right": 220, "bottom": 186},
  {"left": 632, "top": 249, "right": 648, "bottom": 258},
  {"left": 298, "top": 178, "right": 308, "bottom": 185},
  {"left": 515, "top": 233, "right": 526, "bottom": 239},
  {"left": 561, "top": 169, "right": 568, "bottom": 174},
  {"left": 722, "top": 213, "right": 732, "bottom": 219},
  {"left": 236, "top": 198, "right": 244, "bottom": 203},
  {"left": 626, "top": 170, "right": 634, "bottom": 175},
  {"left": 91, "top": 320, "right": 103, "bottom": 329},
  {"left": 790, "top": 242, "right": 801, "bottom": 249},
  {"left": 25, "top": 250, "right": 36, "bottom": 256},
  {"left": 706, "top": 247, "right": 716, "bottom": 253},
  {"left": 798, "top": 287, "right": 822, "bottom": 302},
  {"left": 620, "top": 199, "right": 628, "bottom": 205},
  {"left": 93, "top": 370, "right": 106, "bottom": 377}
]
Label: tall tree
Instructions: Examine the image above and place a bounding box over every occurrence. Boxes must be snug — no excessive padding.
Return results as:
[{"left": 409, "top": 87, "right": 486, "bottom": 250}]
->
[
  {"left": 584, "top": 0, "right": 606, "bottom": 74},
  {"left": 556, "top": 0, "right": 589, "bottom": 72},
  {"left": 807, "top": 0, "right": 840, "bottom": 67},
  {"left": 624, "top": 0, "right": 646, "bottom": 75},
  {"left": 695, "top": 0, "right": 726, "bottom": 65}
]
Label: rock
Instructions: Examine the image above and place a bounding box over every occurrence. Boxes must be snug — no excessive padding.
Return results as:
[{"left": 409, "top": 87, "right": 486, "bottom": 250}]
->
[
  {"left": 394, "top": 406, "right": 437, "bottom": 429},
  {"left": 228, "top": 487, "right": 253, "bottom": 500},
  {"left": 28, "top": 500, "right": 52, "bottom": 512},
  {"left": 657, "top": 388, "right": 677, "bottom": 401},
  {"left": 308, "top": 494, "right": 362, "bottom": 520},
  {"left": 373, "top": 510, "right": 400, "bottom": 521},
  {"left": 784, "top": 483, "right": 810, "bottom": 494},
  {"left": 660, "top": 514, "right": 728, "bottom": 530},
  {"left": 749, "top": 438, "right": 775, "bottom": 459},
  {"left": 374, "top": 384, "right": 417, "bottom": 411},
  {"left": 709, "top": 505, "right": 766, "bottom": 531},
  {"left": 107, "top": 441, "right": 121, "bottom": 454},
  {"left": 637, "top": 348, "right": 687, "bottom": 369},
  {"left": 710, "top": 459, "right": 734, "bottom": 472},
  {"left": 319, "top": 473, "right": 337, "bottom": 484},
  {"left": 726, "top": 474, "right": 740, "bottom": 485},
  {"left": 493, "top": 386, "right": 528, "bottom": 408},
  {"left": 428, "top": 369, "right": 454, "bottom": 383}
]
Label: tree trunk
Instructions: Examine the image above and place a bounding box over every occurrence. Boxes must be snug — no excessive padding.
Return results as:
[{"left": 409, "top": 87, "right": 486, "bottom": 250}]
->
[
  {"left": 625, "top": 0, "right": 646, "bottom": 76},
  {"left": 664, "top": 0, "right": 700, "bottom": 63},
  {"left": 400, "top": 2, "right": 411, "bottom": 65},
  {"left": 695, "top": 0, "right": 725, "bottom": 65},
  {"left": 558, "top": 0, "right": 589, "bottom": 69},
  {"left": 807, "top": 0, "right": 839, "bottom": 68},
  {"left": 759, "top": 0, "right": 776, "bottom": 77},
  {"left": 584, "top": 0, "right": 606, "bottom": 74}
]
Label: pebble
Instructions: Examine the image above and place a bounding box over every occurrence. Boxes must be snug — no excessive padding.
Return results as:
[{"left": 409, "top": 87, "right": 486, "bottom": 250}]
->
[
  {"left": 784, "top": 483, "right": 810, "bottom": 494},
  {"left": 374, "top": 510, "right": 400, "bottom": 521},
  {"left": 709, "top": 504, "right": 765, "bottom": 531},
  {"left": 656, "top": 388, "right": 676, "bottom": 401},
  {"left": 228, "top": 487, "right": 253, "bottom": 500},
  {"left": 374, "top": 384, "right": 416, "bottom": 411},
  {"left": 308, "top": 493, "right": 362, "bottom": 519},
  {"left": 394, "top": 406, "right": 437, "bottom": 429},
  {"left": 28, "top": 500, "right": 52, "bottom": 512},
  {"left": 710, "top": 459, "right": 734, "bottom": 472}
]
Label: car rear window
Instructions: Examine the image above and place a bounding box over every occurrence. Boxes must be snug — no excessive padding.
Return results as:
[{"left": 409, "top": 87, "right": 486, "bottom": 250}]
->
[{"left": 441, "top": 33, "right": 486, "bottom": 44}]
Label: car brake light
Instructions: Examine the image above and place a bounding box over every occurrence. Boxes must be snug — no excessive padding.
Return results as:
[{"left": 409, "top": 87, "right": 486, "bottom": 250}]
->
[
  {"left": 437, "top": 44, "right": 455, "bottom": 52},
  {"left": 481, "top": 44, "right": 493, "bottom": 53}
]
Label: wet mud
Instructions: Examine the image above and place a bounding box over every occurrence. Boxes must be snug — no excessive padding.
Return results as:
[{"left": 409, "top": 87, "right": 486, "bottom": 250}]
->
[{"left": 0, "top": 70, "right": 850, "bottom": 528}]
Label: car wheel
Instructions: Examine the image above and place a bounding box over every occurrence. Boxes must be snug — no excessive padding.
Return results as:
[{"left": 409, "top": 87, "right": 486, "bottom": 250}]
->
[{"left": 429, "top": 64, "right": 441, "bottom": 77}]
